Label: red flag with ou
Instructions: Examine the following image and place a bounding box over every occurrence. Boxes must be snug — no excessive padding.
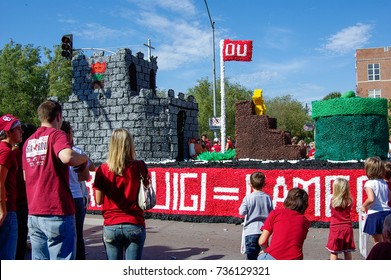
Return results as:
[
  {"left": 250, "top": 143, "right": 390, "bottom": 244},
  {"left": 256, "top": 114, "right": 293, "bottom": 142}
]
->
[{"left": 222, "top": 39, "right": 253, "bottom": 62}]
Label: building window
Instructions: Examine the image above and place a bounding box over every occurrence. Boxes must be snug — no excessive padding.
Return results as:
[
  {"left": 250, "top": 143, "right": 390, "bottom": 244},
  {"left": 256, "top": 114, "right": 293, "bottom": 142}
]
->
[
  {"left": 368, "top": 63, "right": 380, "bottom": 81},
  {"left": 368, "top": 89, "right": 381, "bottom": 98}
]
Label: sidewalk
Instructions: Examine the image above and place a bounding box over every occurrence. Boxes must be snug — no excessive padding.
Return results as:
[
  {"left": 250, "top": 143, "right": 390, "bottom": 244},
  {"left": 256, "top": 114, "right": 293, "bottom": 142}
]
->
[{"left": 83, "top": 214, "right": 369, "bottom": 260}]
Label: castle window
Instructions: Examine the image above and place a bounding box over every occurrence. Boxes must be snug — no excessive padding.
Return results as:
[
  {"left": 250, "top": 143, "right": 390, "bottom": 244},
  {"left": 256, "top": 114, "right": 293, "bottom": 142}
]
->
[
  {"left": 129, "top": 63, "right": 137, "bottom": 92},
  {"left": 368, "top": 63, "right": 380, "bottom": 81},
  {"left": 368, "top": 89, "right": 381, "bottom": 98},
  {"left": 149, "top": 69, "right": 156, "bottom": 94}
]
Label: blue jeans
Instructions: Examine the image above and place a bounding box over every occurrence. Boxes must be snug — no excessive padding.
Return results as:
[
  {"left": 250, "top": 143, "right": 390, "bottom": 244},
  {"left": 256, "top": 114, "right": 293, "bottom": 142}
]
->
[
  {"left": 74, "top": 198, "right": 86, "bottom": 260},
  {"left": 0, "top": 211, "right": 18, "bottom": 260},
  {"left": 28, "top": 215, "right": 76, "bottom": 260},
  {"left": 245, "top": 234, "right": 261, "bottom": 260},
  {"left": 257, "top": 252, "right": 276, "bottom": 260},
  {"left": 103, "top": 224, "right": 146, "bottom": 260}
]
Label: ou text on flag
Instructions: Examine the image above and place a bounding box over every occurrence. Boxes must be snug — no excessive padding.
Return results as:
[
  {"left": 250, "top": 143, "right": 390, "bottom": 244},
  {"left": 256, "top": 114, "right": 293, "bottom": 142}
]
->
[{"left": 222, "top": 39, "right": 253, "bottom": 62}]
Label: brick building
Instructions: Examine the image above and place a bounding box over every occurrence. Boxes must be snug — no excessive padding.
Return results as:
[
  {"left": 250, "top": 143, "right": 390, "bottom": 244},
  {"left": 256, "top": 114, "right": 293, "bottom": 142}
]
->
[{"left": 356, "top": 46, "right": 391, "bottom": 99}]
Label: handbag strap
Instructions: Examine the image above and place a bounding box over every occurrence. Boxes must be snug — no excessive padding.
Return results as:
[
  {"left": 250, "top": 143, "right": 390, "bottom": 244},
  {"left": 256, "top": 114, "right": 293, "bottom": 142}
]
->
[{"left": 136, "top": 160, "right": 147, "bottom": 184}]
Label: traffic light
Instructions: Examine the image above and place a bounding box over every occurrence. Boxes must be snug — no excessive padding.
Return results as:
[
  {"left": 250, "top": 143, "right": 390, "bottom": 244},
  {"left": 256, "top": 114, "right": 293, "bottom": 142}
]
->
[{"left": 61, "top": 34, "right": 73, "bottom": 59}]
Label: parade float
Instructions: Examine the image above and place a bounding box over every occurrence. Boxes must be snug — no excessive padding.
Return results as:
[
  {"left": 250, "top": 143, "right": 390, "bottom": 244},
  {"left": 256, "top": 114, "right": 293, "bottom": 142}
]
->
[
  {"left": 62, "top": 42, "right": 388, "bottom": 225},
  {"left": 84, "top": 91, "right": 388, "bottom": 225}
]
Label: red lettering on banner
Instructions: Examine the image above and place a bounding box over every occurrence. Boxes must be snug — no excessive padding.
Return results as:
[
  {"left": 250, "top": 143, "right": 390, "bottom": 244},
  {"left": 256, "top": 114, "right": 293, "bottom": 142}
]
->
[
  {"left": 86, "top": 168, "right": 368, "bottom": 222},
  {"left": 223, "top": 39, "right": 253, "bottom": 61}
]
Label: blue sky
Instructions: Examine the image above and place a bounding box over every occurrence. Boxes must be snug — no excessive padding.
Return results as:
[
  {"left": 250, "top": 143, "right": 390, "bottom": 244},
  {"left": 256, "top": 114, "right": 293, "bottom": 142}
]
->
[{"left": 1, "top": 0, "right": 390, "bottom": 106}]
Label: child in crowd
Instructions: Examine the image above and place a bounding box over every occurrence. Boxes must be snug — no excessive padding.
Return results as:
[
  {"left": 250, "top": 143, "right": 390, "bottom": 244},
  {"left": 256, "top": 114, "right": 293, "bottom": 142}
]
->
[
  {"left": 201, "top": 134, "right": 211, "bottom": 151},
  {"left": 383, "top": 161, "right": 391, "bottom": 208},
  {"left": 257, "top": 188, "right": 310, "bottom": 260},
  {"left": 307, "top": 142, "right": 315, "bottom": 159},
  {"left": 210, "top": 138, "right": 221, "bottom": 152},
  {"left": 326, "top": 178, "right": 355, "bottom": 260},
  {"left": 360, "top": 157, "right": 391, "bottom": 244},
  {"left": 239, "top": 172, "right": 273, "bottom": 260}
]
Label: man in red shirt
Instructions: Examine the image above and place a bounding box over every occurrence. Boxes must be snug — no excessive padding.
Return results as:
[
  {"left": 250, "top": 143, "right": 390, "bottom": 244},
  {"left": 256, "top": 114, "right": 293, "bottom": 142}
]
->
[
  {"left": 23, "top": 100, "right": 90, "bottom": 260},
  {"left": 0, "top": 114, "right": 23, "bottom": 259}
]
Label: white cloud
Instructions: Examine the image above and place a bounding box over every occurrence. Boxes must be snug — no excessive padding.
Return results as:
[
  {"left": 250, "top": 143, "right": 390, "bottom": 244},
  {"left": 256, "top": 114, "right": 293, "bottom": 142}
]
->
[
  {"left": 73, "top": 23, "right": 133, "bottom": 42},
  {"left": 320, "top": 23, "right": 373, "bottom": 55},
  {"left": 135, "top": 11, "right": 211, "bottom": 70}
]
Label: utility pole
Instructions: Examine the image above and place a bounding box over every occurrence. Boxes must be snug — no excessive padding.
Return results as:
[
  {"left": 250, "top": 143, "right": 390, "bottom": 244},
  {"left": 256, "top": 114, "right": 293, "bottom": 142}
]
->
[{"left": 204, "top": 0, "right": 218, "bottom": 138}]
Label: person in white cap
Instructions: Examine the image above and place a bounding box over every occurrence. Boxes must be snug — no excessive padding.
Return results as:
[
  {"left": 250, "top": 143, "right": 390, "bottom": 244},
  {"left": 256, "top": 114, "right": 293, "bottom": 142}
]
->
[{"left": 0, "top": 114, "right": 23, "bottom": 259}]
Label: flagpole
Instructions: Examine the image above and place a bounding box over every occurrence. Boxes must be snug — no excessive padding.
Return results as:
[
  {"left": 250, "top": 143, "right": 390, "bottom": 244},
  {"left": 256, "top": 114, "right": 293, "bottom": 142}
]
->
[{"left": 220, "top": 39, "right": 226, "bottom": 153}]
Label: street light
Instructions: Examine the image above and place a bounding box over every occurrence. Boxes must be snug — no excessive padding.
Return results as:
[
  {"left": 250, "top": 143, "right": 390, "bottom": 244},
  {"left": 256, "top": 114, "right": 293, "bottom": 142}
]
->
[{"left": 204, "top": 0, "right": 217, "bottom": 138}]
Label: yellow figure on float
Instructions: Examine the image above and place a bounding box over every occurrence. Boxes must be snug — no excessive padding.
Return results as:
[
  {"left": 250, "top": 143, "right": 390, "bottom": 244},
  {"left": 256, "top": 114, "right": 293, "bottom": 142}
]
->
[{"left": 252, "top": 89, "right": 266, "bottom": 115}]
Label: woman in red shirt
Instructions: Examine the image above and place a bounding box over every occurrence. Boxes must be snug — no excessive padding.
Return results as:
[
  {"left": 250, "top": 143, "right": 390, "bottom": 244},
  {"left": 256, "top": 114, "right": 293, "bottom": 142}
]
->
[
  {"left": 93, "top": 129, "right": 150, "bottom": 260},
  {"left": 257, "top": 188, "right": 310, "bottom": 260}
]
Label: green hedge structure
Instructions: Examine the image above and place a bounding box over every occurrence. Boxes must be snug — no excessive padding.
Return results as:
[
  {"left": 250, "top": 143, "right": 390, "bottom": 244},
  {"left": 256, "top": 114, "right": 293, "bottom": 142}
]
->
[{"left": 312, "top": 96, "right": 389, "bottom": 161}]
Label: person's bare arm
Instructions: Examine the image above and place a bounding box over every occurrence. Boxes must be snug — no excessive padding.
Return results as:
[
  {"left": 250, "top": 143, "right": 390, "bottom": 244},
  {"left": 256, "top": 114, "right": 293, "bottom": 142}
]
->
[
  {"left": 94, "top": 189, "right": 104, "bottom": 205},
  {"left": 360, "top": 187, "right": 375, "bottom": 212},
  {"left": 88, "top": 160, "right": 96, "bottom": 171},
  {"left": 258, "top": 229, "right": 271, "bottom": 251}
]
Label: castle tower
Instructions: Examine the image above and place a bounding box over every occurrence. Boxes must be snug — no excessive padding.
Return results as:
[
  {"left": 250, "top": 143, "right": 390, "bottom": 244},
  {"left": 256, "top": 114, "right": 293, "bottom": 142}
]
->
[{"left": 62, "top": 49, "right": 199, "bottom": 164}]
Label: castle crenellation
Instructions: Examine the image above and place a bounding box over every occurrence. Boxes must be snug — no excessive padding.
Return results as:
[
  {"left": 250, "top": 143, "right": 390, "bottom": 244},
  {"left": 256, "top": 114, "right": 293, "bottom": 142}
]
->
[{"left": 62, "top": 48, "right": 199, "bottom": 164}]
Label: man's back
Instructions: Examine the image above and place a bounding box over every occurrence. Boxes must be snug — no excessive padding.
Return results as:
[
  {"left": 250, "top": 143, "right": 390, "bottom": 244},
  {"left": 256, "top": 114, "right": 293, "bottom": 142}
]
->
[{"left": 23, "top": 126, "right": 74, "bottom": 215}]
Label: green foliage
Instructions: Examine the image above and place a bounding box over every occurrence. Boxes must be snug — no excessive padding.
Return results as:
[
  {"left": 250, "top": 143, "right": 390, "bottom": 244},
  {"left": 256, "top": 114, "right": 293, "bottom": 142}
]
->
[
  {"left": 45, "top": 46, "right": 73, "bottom": 102},
  {"left": 322, "top": 91, "right": 341, "bottom": 100},
  {"left": 187, "top": 78, "right": 252, "bottom": 139},
  {"left": 0, "top": 41, "right": 72, "bottom": 125},
  {"left": 0, "top": 41, "right": 47, "bottom": 124},
  {"left": 265, "top": 95, "right": 313, "bottom": 141}
]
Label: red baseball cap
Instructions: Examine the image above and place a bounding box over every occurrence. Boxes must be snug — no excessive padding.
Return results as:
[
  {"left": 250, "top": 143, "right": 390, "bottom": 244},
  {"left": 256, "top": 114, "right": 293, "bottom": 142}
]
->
[{"left": 0, "top": 114, "right": 20, "bottom": 131}]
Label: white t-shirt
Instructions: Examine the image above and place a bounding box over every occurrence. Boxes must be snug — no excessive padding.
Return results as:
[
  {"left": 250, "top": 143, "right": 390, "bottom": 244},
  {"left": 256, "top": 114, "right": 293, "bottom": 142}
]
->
[{"left": 364, "top": 179, "right": 391, "bottom": 214}]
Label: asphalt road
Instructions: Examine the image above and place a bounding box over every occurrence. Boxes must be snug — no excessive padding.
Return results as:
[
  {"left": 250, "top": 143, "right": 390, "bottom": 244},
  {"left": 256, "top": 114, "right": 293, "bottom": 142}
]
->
[{"left": 81, "top": 214, "right": 369, "bottom": 260}]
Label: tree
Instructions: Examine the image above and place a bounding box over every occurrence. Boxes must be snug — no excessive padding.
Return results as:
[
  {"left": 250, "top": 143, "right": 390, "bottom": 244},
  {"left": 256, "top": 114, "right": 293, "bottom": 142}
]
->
[
  {"left": 0, "top": 41, "right": 72, "bottom": 124},
  {"left": 265, "top": 95, "right": 313, "bottom": 141},
  {"left": 45, "top": 46, "right": 73, "bottom": 102},
  {"left": 0, "top": 41, "right": 48, "bottom": 124},
  {"left": 187, "top": 78, "right": 252, "bottom": 139}
]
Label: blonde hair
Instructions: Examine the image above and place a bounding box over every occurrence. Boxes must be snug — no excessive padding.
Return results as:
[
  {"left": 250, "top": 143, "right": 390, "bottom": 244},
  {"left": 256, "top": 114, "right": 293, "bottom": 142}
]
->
[
  {"left": 331, "top": 178, "right": 352, "bottom": 208},
  {"left": 364, "top": 157, "right": 385, "bottom": 180},
  {"left": 107, "top": 129, "right": 136, "bottom": 176}
]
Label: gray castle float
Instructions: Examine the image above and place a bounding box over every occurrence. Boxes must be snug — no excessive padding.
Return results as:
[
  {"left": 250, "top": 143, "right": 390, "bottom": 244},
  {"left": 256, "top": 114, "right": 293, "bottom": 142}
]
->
[{"left": 62, "top": 49, "right": 199, "bottom": 164}]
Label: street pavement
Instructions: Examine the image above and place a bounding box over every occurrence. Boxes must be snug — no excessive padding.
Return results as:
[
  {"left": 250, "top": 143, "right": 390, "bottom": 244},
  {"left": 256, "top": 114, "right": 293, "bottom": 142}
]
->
[{"left": 81, "top": 214, "right": 369, "bottom": 260}]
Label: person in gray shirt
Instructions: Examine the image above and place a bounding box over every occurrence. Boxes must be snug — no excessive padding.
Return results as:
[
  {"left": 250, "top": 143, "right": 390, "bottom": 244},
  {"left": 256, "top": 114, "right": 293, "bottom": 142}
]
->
[{"left": 239, "top": 172, "right": 273, "bottom": 260}]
